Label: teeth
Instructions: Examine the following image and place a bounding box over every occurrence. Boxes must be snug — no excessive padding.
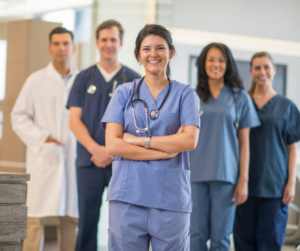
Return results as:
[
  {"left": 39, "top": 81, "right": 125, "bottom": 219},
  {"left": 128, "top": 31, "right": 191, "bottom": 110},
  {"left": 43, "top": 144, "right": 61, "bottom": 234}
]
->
[{"left": 149, "top": 61, "right": 159, "bottom": 63}]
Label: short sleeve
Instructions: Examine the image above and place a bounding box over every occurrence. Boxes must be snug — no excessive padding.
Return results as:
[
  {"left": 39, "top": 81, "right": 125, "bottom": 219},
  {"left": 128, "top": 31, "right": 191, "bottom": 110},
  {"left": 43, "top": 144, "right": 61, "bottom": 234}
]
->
[
  {"left": 180, "top": 87, "right": 200, "bottom": 128},
  {"left": 101, "top": 85, "right": 127, "bottom": 129},
  {"left": 238, "top": 91, "right": 260, "bottom": 129},
  {"left": 286, "top": 102, "right": 300, "bottom": 145},
  {"left": 66, "top": 74, "right": 83, "bottom": 109}
]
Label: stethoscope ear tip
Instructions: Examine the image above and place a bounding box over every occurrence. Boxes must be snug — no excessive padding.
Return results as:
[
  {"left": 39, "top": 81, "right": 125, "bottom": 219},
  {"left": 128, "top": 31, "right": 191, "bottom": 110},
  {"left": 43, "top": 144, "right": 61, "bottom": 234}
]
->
[{"left": 136, "top": 130, "right": 140, "bottom": 133}]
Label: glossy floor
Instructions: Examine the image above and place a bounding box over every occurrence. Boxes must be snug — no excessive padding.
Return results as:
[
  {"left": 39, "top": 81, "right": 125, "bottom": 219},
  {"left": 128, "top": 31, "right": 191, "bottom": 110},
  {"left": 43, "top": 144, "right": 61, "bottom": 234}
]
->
[{"left": 43, "top": 241, "right": 297, "bottom": 251}]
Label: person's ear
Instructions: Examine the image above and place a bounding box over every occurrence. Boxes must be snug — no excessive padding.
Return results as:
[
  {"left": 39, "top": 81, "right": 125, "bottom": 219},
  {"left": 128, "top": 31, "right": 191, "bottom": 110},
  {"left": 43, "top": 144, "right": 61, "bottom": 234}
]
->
[
  {"left": 169, "top": 49, "right": 175, "bottom": 60},
  {"left": 48, "top": 45, "right": 52, "bottom": 56},
  {"left": 72, "top": 44, "right": 76, "bottom": 55}
]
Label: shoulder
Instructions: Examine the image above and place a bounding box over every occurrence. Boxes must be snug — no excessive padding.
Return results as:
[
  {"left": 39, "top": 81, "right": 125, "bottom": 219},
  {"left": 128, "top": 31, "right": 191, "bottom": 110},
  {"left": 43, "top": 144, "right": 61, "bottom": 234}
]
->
[
  {"left": 115, "top": 78, "right": 140, "bottom": 99},
  {"left": 231, "top": 87, "right": 252, "bottom": 103},
  {"left": 76, "top": 65, "right": 94, "bottom": 79},
  {"left": 276, "top": 95, "right": 299, "bottom": 112},
  {"left": 122, "top": 65, "right": 141, "bottom": 79},
  {"left": 172, "top": 80, "right": 197, "bottom": 96},
  {"left": 24, "top": 67, "right": 48, "bottom": 88}
]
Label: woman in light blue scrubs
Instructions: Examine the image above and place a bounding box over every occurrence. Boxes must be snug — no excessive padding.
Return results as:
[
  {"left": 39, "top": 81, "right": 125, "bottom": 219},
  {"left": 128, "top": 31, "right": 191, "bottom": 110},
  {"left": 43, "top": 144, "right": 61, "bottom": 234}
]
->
[
  {"left": 189, "top": 43, "right": 260, "bottom": 251},
  {"left": 101, "top": 24, "right": 200, "bottom": 251},
  {"left": 234, "top": 52, "right": 300, "bottom": 251}
]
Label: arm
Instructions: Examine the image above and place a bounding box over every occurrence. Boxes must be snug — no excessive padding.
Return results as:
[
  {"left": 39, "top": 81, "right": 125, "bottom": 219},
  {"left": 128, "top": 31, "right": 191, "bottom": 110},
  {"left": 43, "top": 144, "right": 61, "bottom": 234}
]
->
[
  {"left": 123, "top": 124, "right": 199, "bottom": 153},
  {"left": 282, "top": 143, "right": 297, "bottom": 205},
  {"left": 11, "top": 76, "right": 51, "bottom": 153},
  {"left": 232, "top": 127, "right": 250, "bottom": 206},
  {"left": 106, "top": 122, "right": 176, "bottom": 160},
  {"left": 69, "top": 107, "right": 114, "bottom": 167}
]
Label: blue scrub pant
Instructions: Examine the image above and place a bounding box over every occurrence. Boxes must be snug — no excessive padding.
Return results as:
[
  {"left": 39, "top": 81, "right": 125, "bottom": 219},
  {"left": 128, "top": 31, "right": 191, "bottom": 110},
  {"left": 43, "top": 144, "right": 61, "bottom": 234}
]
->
[
  {"left": 234, "top": 197, "right": 288, "bottom": 251},
  {"left": 76, "top": 165, "right": 112, "bottom": 251},
  {"left": 108, "top": 200, "right": 190, "bottom": 251},
  {"left": 190, "top": 181, "right": 236, "bottom": 251}
]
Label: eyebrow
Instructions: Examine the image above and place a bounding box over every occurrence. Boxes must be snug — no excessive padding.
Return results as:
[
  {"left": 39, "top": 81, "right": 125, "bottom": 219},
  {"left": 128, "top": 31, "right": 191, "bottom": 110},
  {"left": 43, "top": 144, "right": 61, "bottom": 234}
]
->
[{"left": 142, "top": 44, "right": 166, "bottom": 48}]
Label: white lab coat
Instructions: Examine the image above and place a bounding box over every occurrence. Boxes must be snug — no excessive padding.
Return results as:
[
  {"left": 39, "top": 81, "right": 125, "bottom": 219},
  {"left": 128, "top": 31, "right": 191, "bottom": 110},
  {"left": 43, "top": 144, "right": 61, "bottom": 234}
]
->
[{"left": 11, "top": 62, "right": 79, "bottom": 218}]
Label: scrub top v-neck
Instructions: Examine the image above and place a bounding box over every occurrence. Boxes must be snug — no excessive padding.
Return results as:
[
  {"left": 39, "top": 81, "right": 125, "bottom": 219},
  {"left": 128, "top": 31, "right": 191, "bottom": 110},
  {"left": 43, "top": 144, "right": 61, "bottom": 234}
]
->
[
  {"left": 189, "top": 86, "right": 260, "bottom": 184},
  {"left": 66, "top": 65, "right": 141, "bottom": 167},
  {"left": 101, "top": 79, "right": 200, "bottom": 212},
  {"left": 249, "top": 94, "right": 300, "bottom": 198}
]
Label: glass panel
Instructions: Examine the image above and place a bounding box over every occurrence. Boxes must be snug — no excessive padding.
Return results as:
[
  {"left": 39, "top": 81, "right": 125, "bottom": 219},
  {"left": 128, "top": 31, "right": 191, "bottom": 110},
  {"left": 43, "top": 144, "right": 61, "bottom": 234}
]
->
[{"left": 0, "top": 40, "right": 7, "bottom": 101}]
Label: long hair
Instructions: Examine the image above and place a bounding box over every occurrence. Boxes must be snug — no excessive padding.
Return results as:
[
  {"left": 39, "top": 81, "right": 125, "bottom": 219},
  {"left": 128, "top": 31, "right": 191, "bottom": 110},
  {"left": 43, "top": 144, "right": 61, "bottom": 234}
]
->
[
  {"left": 248, "top": 52, "right": 274, "bottom": 97},
  {"left": 134, "top": 24, "right": 175, "bottom": 77},
  {"left": 196, "top": 43, "right": 243, "bottom": 102}
]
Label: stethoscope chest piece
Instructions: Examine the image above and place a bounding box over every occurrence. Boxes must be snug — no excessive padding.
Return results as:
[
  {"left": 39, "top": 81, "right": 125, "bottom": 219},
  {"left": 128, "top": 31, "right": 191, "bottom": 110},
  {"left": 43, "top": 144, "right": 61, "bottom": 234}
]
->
[
  {"left": 87, "top": 85, "right": 97, "bottom": 94},
  {"left": 150, "top": 110, "right": 159, "bottom": 120}
]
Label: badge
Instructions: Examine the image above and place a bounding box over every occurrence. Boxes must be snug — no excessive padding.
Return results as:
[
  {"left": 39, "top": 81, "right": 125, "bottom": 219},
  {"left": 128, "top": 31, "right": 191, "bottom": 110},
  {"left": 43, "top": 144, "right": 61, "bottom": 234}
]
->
[{"left": 87, "top": 85, "right": 97, "bottom": 94}]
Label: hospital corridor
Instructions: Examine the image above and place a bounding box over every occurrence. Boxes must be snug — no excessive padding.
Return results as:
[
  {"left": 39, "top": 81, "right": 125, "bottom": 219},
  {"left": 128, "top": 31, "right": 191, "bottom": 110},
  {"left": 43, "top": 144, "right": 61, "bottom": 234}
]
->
[{"left": 0, "top": 1, "right": 300, "bottom": 251}]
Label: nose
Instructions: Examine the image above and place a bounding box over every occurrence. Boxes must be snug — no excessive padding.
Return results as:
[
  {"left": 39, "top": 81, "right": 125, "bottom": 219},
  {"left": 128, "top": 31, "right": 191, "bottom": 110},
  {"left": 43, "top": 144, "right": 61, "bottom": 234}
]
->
[
  {"left": 259, "top": 68, "right": 266, "bottom": 75},
  {"left": 58, "top": 44, "right": 65, "bottom": 51}
]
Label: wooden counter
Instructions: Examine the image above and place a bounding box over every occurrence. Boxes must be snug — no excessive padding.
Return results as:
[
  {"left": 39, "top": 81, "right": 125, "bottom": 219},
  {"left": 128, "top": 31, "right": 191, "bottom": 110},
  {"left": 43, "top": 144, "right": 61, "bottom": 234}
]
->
[{"left": 0, "top": 172, "right": 30, "bottom": 251}]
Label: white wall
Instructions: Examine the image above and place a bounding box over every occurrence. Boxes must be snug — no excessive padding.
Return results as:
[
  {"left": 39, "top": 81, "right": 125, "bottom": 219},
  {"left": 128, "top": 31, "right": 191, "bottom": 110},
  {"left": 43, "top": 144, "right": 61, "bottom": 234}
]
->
[{"left": 172, "top": 0, "right": 300, "bottom": 42}]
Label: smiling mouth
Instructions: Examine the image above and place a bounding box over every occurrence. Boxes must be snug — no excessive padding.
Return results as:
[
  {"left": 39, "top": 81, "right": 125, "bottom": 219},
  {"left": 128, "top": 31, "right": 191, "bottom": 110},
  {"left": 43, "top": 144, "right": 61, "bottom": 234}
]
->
[
  {"left": 148, "top": 60, "right": 160, "bottom": 64},
  {"left": 258, "top": 77, "right": 268, "bottom": 80}
]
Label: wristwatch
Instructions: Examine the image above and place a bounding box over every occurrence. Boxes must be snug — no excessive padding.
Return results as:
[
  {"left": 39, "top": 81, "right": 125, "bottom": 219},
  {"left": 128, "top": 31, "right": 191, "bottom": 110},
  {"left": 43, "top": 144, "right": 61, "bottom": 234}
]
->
[{"left": 144, "top": 135, "right": 152, "bottom": 149}]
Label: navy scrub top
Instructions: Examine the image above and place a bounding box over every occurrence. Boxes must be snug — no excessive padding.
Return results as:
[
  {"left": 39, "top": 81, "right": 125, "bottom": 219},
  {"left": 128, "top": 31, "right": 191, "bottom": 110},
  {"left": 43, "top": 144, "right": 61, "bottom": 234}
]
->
[
  {"left": 101, "top": 79, "right": 200, "bottom": 212},
  {"left": 66, "top": 65, "right": 141, "bottom": 167},
  {"left": 189, "top": 86, "right": 260, "bottom": 184},
  {"left": 249, "top": 94, "right": 300, "bottom": 198}
]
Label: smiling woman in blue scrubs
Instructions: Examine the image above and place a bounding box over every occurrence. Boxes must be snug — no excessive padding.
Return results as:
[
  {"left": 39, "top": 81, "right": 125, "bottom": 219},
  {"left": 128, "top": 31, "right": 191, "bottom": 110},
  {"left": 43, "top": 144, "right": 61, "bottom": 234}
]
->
[
  {"left": 101, "top": 24, "right": 200, "bottom": 251},
  {"left": 234, "top": 52, "right": 300, "bottom": 251},
  {"left": 189, "top": 43, "right": 260, "bottom": 251}
]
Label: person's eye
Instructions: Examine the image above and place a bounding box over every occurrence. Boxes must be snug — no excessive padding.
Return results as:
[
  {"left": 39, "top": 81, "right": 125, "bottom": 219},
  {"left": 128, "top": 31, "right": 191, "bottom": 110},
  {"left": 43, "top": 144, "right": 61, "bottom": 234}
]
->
[
  {"left": 265, "top": 66, "right": 270, "bottom": 70},
  {"left": 143, "top": 48, "right": 149, "bottom": 51},
  {"left": 158, "top": 47, "right": 164, "bottom": 50}
]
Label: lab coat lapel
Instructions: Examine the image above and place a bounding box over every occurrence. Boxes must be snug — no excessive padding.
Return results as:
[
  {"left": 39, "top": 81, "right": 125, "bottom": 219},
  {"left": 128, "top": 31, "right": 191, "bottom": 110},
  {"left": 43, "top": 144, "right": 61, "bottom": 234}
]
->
[{"left": 46, "top": 62, "right": 65, "bottom": 87}]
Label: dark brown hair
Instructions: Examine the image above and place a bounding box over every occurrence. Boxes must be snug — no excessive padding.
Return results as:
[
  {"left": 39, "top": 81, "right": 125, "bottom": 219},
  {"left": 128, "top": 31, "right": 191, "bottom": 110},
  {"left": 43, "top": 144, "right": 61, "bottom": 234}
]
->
[
  {"left": 248, "top": 52, "right": 274, "bottom": 97},
  {"left": 49, "top": 27, "right": 73, "bottom": 43},
  {"left": 95, "top": 19, "right": 124, "bottom": 41},
  {"left": 134, "top": 24, "right": 175, "bottom": 77},
  {"left": 196, "top": 43, "right": 243, "bottom": 102}
]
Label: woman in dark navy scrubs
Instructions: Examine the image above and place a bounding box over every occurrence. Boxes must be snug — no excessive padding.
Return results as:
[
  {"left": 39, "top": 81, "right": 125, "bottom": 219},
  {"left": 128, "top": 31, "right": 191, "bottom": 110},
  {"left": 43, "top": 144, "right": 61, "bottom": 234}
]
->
[{"left": 234, "top": 52, "right": 300, "bottom": 251}]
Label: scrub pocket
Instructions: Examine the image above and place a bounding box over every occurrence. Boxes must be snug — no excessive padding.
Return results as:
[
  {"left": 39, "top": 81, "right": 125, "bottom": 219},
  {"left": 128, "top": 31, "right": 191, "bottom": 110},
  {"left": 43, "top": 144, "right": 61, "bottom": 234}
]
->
[
  {"left": 162, "top": 168, "right": 192, "bottom": 211},
  {"left": 36, "top": 142, "right": 61, "bottom": 168}
]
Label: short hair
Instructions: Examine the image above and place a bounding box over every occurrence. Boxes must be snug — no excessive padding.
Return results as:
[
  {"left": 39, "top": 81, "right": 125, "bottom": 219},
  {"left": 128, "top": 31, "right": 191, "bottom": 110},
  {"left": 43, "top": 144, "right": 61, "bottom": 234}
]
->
[
  {"left": 95, "top": 20, "right": 124, "bottom": 41},
  {"left": 49, "top": 27, "right": 74, "bottom": 43}
]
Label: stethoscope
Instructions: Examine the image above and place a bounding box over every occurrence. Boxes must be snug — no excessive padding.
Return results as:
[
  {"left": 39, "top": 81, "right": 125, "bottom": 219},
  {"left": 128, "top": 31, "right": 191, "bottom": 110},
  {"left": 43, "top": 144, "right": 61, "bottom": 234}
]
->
[
  {"left": 131, "top": 76, "right": 171, "bottom": 133},
  {"left": 87, "top": 65, "right": 127, "bottom": 95},
  {"left": 199, "top": 88, "right": 239, "bottom": 130}
]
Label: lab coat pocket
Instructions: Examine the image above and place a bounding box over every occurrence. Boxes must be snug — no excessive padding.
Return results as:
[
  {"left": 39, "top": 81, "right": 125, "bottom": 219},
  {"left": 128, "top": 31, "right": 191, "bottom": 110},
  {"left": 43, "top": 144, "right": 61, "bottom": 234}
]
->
[
  {"left": 36, "top": 142, "right": 61, "bottom": 168},
  {"left": 162, "top": 168, "right": 191, "bottom": 211}
]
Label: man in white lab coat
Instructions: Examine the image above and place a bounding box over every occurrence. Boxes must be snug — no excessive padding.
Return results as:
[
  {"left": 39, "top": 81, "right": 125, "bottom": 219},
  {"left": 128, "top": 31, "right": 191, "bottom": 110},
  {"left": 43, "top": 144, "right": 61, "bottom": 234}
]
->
[{"left": 11, "top": 27, "right": 78, "bottom": 251}]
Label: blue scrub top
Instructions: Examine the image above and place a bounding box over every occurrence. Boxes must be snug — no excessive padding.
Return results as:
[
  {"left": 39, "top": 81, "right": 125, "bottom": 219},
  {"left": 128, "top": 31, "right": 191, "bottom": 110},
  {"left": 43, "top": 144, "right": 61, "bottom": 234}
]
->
[
  {"left": 189, "top": 86, "right": 260, "bottom": 184},
  {"left": 66, "top": 65, "right": 141, "bottom": 167},
  {"left": 249, "top": 95, "right": 300, "bottom": 198},
  {"left": 101, "top": 79, "right": 200, "bottom": 213}
]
